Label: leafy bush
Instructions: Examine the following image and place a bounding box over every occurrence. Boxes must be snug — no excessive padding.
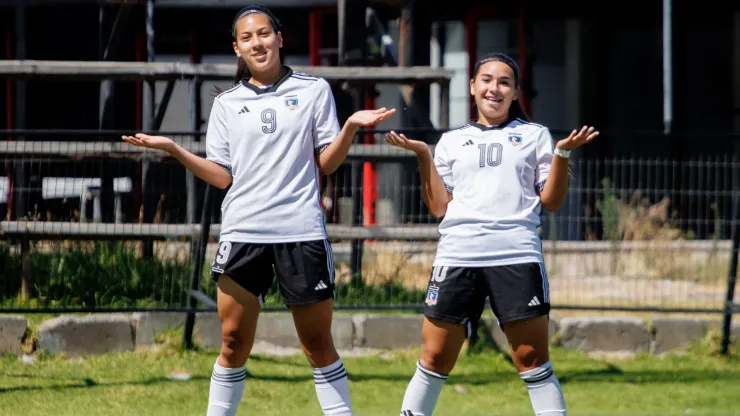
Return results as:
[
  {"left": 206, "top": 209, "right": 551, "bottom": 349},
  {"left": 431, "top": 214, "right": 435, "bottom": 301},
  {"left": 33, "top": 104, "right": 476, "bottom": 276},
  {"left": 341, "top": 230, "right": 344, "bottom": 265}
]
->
[
  {"left": 0, "top": 242, "right": 425, "bottom": 310},
  {"left": 1, "top": 241, "right": 192, "bottom": 309}
]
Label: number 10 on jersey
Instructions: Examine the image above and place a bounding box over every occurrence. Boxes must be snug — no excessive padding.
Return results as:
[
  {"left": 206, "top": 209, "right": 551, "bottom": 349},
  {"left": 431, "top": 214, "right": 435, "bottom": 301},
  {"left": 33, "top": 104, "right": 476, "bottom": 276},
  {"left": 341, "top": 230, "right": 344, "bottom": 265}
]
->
[{"left": 478, "top": 143, "right": 503, "bottom": 167}]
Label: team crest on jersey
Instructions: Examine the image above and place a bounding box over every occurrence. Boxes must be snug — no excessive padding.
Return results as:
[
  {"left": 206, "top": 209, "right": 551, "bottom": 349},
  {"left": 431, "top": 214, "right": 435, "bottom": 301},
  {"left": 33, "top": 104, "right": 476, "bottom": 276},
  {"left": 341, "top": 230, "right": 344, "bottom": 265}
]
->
[
  {"left": 425, "top": 285, "right": 440, "bottom": 306},
  {"left": 285, "top": 95, "right": 299, "bottom": 110},
  {"left": 508, "top": 133, "right": 523, "bottom": 146}
]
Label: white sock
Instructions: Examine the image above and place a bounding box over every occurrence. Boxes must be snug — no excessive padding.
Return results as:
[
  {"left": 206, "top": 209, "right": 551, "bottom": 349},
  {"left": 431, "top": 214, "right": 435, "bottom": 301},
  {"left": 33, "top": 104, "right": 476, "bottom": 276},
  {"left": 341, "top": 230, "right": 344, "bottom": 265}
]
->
[
  {"left": 206, "top": 361, "right": 247, "bottom": 416},
  {"left": 313, "top": 359, "right": 353, "bottom": 415},
  {"left": 520, "top": 361, "right": 567, "bottom": 416},
  {"left": 399, "top": 361, "right": 448, "bottom": 416}
]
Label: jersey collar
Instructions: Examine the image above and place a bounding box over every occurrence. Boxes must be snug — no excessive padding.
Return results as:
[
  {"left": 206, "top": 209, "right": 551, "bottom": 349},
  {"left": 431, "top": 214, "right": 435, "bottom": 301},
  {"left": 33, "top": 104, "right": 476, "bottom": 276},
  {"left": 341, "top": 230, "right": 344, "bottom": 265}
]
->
[
  {"left": 469, "top": 118, "right": 515, "bottom": 131},
  {"left": 241, "top": 65, "right": 294, "bottom": 95}
]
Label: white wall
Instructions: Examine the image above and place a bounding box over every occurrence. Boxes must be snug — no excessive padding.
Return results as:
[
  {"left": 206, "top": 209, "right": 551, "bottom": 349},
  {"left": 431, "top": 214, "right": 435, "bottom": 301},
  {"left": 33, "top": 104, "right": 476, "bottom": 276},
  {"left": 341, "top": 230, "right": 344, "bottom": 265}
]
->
[{"left": 440, "top": 21, "right": 471, "bottom": 128}]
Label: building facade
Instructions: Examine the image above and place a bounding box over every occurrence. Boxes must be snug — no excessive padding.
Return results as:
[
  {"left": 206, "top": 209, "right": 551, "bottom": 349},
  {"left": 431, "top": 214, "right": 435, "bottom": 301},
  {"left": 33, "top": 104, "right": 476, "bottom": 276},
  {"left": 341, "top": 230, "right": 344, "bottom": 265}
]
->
[{"left": 2, "top": 0, "right": 739, "bottom": 240}]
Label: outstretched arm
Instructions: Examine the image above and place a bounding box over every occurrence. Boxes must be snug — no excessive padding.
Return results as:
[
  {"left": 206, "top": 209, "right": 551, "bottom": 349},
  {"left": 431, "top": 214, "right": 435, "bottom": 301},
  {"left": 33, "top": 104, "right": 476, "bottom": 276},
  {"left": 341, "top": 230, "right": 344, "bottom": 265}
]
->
[
  {"left": 168, "top": 143, "right": 233, "bottom": 190},
  {"left": 539, "top": 125, "right": 599, "bottom": 211},
  {"left": 415, "top": 147, "right": 453, "bottom": 218},
  {"left": 311, "top": 80, "right": 396, "bottom": 175},
  {"left": 316, "top": 108, "right": 396, "bottom": 175},
  {"left": 538, "top": 152, "right": 570, "bottom": 212},
  {"left": 385, "top": 131, "right": 452, "bottom": 218},
  {"left": 121, "top": 134, "right": 233, "bottom": 190}
]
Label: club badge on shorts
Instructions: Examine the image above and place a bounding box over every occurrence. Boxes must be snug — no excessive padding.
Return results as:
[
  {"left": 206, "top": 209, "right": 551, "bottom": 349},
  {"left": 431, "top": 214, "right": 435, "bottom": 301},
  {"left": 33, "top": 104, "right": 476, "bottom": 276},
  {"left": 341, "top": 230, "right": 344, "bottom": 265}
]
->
[{"left": 425, "top": 285, "right": 440, "bottom": 306}]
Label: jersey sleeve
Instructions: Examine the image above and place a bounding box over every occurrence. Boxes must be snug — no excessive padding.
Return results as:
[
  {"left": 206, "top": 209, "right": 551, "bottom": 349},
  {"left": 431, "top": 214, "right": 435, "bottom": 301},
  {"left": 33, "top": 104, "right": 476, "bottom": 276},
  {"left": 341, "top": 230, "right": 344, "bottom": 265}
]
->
[
  {"left": 205, "top": 97, "right": 232, "bottom": 175},
  {"left": 534, "top": 127, "right": 555, "bottom": 193},
  {"left": 434, "top": 140, "right": 455, "bottom": 194},
  {"left": 312, "top": 79, "right": 341, "bottom": 154}
]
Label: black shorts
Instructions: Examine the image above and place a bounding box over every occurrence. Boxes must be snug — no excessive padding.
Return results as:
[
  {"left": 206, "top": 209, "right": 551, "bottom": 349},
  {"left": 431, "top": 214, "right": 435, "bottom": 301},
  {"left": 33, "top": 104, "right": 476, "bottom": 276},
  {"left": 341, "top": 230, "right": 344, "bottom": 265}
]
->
[
  {"left": 423, "top": 262, "right": 550, "bottom": 330},
  {"left": 209, "top": 239, "right": 335, "bottom": 306}
]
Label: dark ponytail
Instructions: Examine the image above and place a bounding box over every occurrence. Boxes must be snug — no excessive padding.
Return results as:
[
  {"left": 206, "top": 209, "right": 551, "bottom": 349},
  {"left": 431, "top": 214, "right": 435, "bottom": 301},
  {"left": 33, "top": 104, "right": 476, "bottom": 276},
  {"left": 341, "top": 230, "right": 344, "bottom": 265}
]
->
[
  {"left": 234, "top": 58, "right": 249, "bottom": 85},
  {"left": 509, "top": 100, "right": 530, "bottom": 122},
  {"left": 213, "top": 58, "right": 248, "bottom": 95}
]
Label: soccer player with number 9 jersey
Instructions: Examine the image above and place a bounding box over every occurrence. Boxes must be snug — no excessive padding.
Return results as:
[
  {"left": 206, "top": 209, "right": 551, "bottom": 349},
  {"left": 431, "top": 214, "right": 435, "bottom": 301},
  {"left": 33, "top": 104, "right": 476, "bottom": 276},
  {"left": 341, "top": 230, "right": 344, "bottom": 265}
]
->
[
  {"left": 386, "top": 53, "right": 599, "bottom": 416},
  {"left": 123, "top": 5, "right": 395, "bottom": 415}
]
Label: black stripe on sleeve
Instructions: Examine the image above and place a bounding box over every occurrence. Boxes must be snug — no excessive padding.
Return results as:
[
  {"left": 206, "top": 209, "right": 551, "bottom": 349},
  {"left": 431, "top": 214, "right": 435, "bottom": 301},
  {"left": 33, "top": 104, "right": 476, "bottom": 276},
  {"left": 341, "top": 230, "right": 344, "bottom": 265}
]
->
[{"left": 216, "top": 163, "right": 233, "bottom": 175}]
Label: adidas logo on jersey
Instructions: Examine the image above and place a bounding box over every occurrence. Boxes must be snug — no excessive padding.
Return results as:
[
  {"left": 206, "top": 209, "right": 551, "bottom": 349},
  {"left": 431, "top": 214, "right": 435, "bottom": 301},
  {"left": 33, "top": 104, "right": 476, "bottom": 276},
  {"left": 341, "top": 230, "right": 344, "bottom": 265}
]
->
[
  {"left": 238, "top": 106, "right": 249, "bottom": 114},
  {"left": 462, "top": 140, "right": 474, "bottom": 146},
  {"left": 528, "top": 296, "right": 541, "bottom": 307},
  {"left": 314, "top": 280, "right": 329, "bottom": 291}
]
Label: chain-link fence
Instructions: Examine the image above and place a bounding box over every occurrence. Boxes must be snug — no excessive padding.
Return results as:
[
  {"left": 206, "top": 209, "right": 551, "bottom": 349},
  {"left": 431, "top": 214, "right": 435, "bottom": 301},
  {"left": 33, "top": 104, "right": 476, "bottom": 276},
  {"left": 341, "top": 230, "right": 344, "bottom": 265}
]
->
[{"left": 1, "top": 130, "right": 739, "bottom": 314}]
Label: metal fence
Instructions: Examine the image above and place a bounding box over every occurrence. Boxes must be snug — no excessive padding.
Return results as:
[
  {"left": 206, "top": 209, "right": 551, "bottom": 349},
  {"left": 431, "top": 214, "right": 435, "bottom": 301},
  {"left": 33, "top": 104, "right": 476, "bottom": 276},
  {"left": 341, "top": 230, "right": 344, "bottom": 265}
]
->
[{"left": 1, "top": 130, "right": 739, "bottom": 318}]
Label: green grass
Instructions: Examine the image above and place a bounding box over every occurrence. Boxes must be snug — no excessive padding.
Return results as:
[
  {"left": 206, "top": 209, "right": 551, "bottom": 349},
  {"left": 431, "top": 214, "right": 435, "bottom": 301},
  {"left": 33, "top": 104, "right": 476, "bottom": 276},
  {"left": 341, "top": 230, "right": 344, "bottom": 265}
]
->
[{"left": 1, "top": 342, "right": 739, "bottom": 416}]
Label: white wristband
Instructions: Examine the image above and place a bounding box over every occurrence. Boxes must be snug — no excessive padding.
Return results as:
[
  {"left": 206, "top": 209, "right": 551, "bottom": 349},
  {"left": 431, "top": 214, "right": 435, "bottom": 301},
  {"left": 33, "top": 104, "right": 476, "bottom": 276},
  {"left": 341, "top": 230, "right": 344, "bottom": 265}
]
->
[{"left": 554, "top": 147, "right": 571, "bottom": 159}]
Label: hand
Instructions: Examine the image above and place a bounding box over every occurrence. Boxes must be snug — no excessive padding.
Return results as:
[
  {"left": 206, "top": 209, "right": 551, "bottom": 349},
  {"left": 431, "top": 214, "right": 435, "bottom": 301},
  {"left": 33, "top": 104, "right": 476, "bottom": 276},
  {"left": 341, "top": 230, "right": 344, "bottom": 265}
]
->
[
  {"left": 384, "top": 131, "right": 429, "bottom": 155},
  {"left": 121, "top": 133, "right": 177, "bottom": 153},
  {"left": 347, "top": 107, "right": 397, "bottom": 128},
  {"left": 556, "top": 125, "right": 599, "bottom": 151}
]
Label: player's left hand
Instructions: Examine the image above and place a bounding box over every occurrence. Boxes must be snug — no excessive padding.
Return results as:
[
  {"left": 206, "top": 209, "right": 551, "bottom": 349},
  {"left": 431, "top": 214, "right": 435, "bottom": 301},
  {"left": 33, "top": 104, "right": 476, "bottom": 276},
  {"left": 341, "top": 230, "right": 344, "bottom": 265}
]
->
[
  {"left": 348, "top": 107, "right": 397, "bottom": 127},
  {"left": 556, "top": 125, "right": 599, "bottom": 150}
]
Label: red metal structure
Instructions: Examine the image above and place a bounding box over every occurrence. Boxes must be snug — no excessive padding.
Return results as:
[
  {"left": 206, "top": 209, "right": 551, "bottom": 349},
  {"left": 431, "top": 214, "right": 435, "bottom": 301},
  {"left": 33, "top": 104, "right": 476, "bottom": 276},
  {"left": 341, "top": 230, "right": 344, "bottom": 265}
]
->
[
  {"left": 363, "top": 91, "right": 377, "bottom": 226},
  {"left": 309, "top": 10, "right": 323, "bottom": 66}
]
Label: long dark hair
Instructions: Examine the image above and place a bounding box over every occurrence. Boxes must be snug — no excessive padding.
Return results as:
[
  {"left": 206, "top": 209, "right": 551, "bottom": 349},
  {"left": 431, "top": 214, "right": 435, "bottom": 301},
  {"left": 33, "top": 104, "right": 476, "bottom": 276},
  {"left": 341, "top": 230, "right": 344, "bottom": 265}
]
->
[
  {"left": 471, "top": 53, "right": 530, "bottom": 123},
  {"left": 214, "top": 5, "right": 283, "bottom": 93}
]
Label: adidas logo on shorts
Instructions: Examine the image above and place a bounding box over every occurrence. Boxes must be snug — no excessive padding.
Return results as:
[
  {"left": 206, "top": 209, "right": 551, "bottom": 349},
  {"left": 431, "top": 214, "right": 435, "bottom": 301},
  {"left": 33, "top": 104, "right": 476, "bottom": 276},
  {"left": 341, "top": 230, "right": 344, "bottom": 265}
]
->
[
  {"left": 528, "top": 296, "right": 541, "bottom": 307},
  {"left": 314, "top": 280, "right": 328, "bottom": 291}
]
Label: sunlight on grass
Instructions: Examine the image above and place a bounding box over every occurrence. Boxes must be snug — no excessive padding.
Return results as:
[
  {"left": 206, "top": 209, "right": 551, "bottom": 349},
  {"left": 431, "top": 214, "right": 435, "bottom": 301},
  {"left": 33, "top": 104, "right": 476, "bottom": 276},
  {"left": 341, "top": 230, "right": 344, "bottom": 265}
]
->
[{"left": 1, "top": 339, "right": 739, "bottom": 416}]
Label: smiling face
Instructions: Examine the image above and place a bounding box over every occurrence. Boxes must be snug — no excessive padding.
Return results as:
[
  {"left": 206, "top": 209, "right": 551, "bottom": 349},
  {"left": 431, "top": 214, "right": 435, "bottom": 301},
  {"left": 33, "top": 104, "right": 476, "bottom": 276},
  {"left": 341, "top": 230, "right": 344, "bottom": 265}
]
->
[
  {"left": 232, "top": 12, "right": 283, "bottom": 79},
  {"left": 469, "top": 60, "right": 519, "bottom": 126}
]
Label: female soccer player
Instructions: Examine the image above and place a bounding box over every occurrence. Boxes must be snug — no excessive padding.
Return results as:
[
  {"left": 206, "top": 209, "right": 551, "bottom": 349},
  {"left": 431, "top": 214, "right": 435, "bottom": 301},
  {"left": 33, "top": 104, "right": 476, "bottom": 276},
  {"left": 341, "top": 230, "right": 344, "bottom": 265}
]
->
[
  {"left": 123, "top": 6, "right": 395, "bottom": 416},
  {"left": 385, "top": 53, "right": 598, "bottom": 416}
]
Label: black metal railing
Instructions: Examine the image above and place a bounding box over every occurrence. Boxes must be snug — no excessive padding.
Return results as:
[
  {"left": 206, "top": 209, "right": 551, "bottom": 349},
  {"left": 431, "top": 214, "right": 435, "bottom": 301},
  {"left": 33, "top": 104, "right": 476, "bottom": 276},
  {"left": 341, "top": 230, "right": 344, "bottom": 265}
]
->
[{"left": 1, "top": 129, "right": 738, "bottom": 351}]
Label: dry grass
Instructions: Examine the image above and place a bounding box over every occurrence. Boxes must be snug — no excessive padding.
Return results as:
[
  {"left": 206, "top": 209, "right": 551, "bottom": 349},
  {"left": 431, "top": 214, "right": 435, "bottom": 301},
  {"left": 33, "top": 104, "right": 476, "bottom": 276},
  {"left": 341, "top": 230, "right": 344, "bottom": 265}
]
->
[{"left": 334, "top": 243, "right": 436, "bottom": 290}]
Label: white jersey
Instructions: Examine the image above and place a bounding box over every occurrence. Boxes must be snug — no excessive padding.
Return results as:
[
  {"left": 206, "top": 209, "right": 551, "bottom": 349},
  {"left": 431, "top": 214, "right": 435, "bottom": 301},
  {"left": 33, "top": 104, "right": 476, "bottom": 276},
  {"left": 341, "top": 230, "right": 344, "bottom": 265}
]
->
[
  {"left": 205, "top": 67, "right": 340, "bottom": 243},
  {"left": 433, "top": 118, "right": 554, "bottom": 267}
]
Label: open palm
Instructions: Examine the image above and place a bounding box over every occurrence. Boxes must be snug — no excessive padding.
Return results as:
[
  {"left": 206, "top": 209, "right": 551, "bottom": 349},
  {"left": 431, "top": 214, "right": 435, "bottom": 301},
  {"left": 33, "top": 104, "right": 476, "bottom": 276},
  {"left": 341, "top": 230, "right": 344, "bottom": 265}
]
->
[
  {"left": 556, "top": 125, "right": 599, "bottom": 151},
  {"left": 348, "top": 108, "right": 397, "bottom": 127},
  {"left": 384, "top": 131, "right": 429, "bottom": 155},
  {"left": 121, "top": 133, "right": 176, "bottom": 152}
]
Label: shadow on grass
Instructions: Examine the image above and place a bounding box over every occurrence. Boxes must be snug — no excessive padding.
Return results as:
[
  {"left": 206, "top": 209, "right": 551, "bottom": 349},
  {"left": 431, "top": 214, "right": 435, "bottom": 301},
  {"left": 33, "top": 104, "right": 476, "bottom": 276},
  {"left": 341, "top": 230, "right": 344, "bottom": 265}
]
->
[
  {"left": 2, "top": 346, "right": 738, "bottom": 394},
  {"left": 0, "top": 374, "right": 211, "bottom": 394},
  {"left": 1, "top": 365, "right": 736, "bottom": 394}
]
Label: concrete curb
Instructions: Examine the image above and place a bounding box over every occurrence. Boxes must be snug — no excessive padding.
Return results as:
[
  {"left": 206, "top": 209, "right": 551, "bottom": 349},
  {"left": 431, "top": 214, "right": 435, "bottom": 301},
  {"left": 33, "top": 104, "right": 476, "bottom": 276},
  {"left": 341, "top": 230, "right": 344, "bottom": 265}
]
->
[
  {"left": 38, "top": 314, "right": 134, "bottom": 358},
  {"left": 0, "top": 315, "right": 28, "bottom": 354},
  {"left": 3, "top": 312, "right": 737, "bottom": 357}
]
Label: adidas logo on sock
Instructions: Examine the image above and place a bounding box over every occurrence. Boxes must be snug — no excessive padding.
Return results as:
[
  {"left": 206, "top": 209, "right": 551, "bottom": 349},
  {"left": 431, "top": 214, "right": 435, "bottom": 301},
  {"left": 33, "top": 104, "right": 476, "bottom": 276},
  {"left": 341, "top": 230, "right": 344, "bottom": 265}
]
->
[
  {"left": 528, "top": 296, "right": 541, "bottom": 307},
  {"left": 238, "top": 106, "right": 249, "bottom": 114},
  {"left": 462, "top": 139, "right": 474, "bottom": 146},
  {"left": 314, "top": 280, "right": 328, "bottom": 291}
]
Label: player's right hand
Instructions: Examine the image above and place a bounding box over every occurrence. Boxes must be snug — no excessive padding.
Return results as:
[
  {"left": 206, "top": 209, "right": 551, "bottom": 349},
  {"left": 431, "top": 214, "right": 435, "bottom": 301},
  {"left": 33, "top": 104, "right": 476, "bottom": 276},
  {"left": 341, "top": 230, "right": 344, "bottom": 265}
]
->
[
  {"left": 121, "top": 133, "right": 176, "bottom": 153},
  {"left": 384, "top": 131, "right": 429, "bottom": 155}
]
